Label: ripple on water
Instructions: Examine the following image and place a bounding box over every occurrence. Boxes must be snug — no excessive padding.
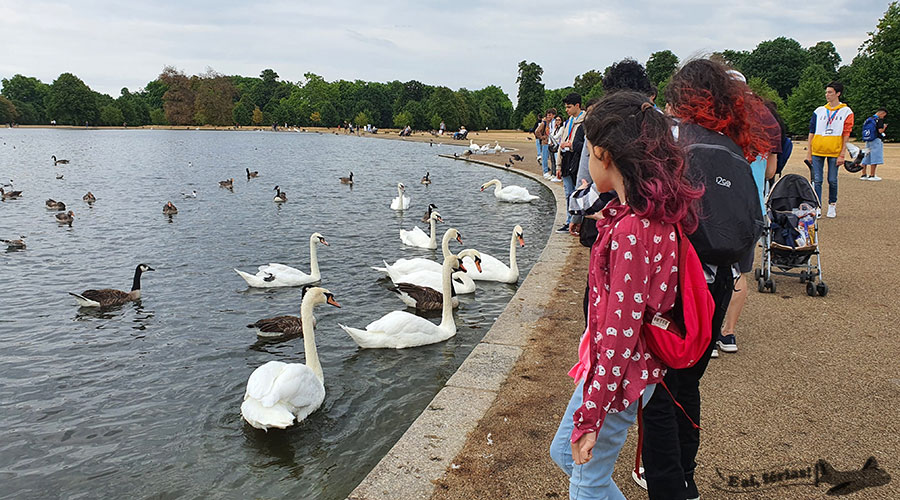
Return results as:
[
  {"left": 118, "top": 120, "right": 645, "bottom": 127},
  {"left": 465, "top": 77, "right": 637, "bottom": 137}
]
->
[{"left": 0, "top": 129, "right": 554, "bottom": 499}]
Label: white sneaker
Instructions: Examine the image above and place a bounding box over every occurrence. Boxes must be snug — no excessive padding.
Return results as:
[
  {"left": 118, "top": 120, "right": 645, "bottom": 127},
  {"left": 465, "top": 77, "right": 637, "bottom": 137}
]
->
[
  {"left": 860, "top": 175, "right": 870, "bottom": 180},
  {"left": 632, "top": 467, "right": 648, "bottom": 490},
  {"left": 826, "top": 204, "right": 836, "bottom": 218},
  {"left": 711, "top": 347, "right": 719, "bottom": 358},
  {"left": 816, "top": 208, "right": 821, "bottom": 219},
  {"left": 869, "top": 176, "right": 882, "bottom": 181},
  {"left": 550, "top": 177, "right": 561, "bottom": 182},
  {"left": 543, "top": 172, "right": 551, "bottom": 179}
]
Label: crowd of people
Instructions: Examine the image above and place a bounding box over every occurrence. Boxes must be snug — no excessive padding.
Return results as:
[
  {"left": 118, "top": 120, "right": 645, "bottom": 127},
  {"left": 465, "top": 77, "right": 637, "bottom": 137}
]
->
[{"left": 543, "top": 57, "right": 887, "bottom": 499}]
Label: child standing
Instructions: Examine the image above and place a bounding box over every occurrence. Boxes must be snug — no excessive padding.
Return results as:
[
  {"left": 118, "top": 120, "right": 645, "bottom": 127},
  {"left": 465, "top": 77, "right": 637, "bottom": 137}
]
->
[{"left": 549, "top": 91, "right": 702, "bottom": 499}]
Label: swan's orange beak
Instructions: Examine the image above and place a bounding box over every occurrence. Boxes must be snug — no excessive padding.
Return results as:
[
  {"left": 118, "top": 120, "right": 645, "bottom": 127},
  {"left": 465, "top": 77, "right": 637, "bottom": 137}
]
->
[
  {"left": 320, "top": 238, "right": 330, "bottom": 246},
  {"left": 458, "top": 263, "right": 467, "bottom": 273},
  {"left": 456, "top": 234, "right": 463, "bottom": 245},
  {"left": 327, "top": 295, "right": 341, "bottom": 308},
  {"left": 474, "top": 257, "right": 483, "bottom": 273},
  {"left": 517, "top": 235, "right": 525, "bottom": 247},
  {"left": 436, "top": 215, "right": 444, "bottom": 223},
  {"left": 480, "top": 186, "right": 485, "bottom": 192}
]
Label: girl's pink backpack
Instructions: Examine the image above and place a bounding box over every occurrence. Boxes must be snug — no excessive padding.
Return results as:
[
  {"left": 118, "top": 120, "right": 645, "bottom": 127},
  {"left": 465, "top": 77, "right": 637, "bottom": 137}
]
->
[{"left": 642, "top": 224, "right": 714, "bottom": 369}]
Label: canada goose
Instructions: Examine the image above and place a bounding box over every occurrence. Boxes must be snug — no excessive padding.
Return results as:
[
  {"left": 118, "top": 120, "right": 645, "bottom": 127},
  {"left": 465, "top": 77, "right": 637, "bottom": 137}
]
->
[
  {"left": 55, "top": 210, "right": 75, "bottom": 225},
  {"left": 421, "top": 172, "right": 431, "bottom": 185},
  {"left": 240, "top": 287, "right": 340, "bottom": 430},
  {"left": 162, "top": 201, "right": 178, "bottom": 215},
  {"left": 83, "top": 192, "right": 96, "bottom": 203},
  {"left": 219, "top": 178, "right": 234, "bottom": 189},
  {"left": 420, "top": 203, "right": 438, "bottom": 223},
  {"left": 511, "top": 154, "right": 524, "bottom": 162},
  {"left": 462, "top": 150, "right": 473, "bottom": 157},
  {"left": 246, "top": 168, "right": 259, "bottom": 179},
  {"left": 246, "top": 286, "right": 318, "bottom": 338},
  {"left": 1, "top": 187, "right": 22, "bottom": 200},
  {"left": 69, "top": 264, "right": 154, "bottom": 308},
  {"left": 181, "top": 190, "right": 197, "bottom": 199},
  {"left": 45, "top": 199, "right": 66, "bottom": 210},
  {"left": 273, "top": 185, "right": 287, "bottom": 202},
  {"left": 56, "top": 174, "right": 64, "bottom": 180},
  {"left": 339, "top": 172, "right": 354, "bottom": 184},
  {"left": 1, "top": 237, "right": 25, "bottom": 250},
  {"left": 51, "top": 155, "right": 69, "bottom": 165}
]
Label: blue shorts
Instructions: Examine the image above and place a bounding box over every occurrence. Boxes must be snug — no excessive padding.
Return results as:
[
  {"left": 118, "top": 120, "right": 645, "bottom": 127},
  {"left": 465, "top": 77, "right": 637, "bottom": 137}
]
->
[{"left": 862, "top": 138, "right": 884, "bottom": 165}]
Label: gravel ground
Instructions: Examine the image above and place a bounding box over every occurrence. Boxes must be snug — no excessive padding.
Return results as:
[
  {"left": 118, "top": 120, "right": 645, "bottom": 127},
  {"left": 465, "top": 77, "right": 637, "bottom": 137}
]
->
[{"left": 425, "top": 137, "right": 900, "bottom": 500}]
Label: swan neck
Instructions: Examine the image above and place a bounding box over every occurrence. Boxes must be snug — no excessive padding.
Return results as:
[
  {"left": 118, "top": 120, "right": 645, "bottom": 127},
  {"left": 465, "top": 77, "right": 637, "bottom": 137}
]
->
[
  {"left": 429, "top": 217, "right": 437, "bottom": 245},
  {"left": 441, "top": 232, "right": 453, "bottom": 259},
  {"left": 301, "top": 299, "right": 323, "bottom": 383},
  {"left": 439, "top": 262, "right": 455, "bottom": 329},
  {"left": 509, "top": 231, "right": 519, "bottom": 273},
  {"left": 492, "top": 180, "right": 502, "bottom": 194},
  {"left": 309, "top": 238, "right": 320, "bottom": 279}
]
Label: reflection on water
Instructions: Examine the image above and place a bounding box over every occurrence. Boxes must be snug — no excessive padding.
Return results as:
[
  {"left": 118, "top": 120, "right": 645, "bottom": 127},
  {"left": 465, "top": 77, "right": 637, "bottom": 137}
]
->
[{"left": 0, "top": 128, "right": 554, "bottom": 499}]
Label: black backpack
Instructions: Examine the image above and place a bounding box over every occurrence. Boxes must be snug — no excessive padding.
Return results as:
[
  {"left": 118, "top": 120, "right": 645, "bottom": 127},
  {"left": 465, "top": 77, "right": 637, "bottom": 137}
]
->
[{"left": 678, "top": 123, "right": 764, "bottom": 266}]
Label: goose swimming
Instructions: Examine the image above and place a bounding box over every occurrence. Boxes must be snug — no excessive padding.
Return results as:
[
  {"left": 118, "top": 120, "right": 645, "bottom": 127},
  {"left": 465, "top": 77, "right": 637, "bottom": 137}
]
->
[
  {"left": 246, "top": 168, "right": 259, "bottom": 179},
  {"left": 339, "top": 172, "right": 354, "bottom": 184},
  {"left": 51, "top": 155, "right": 69, "bottom": 165},
  {"left": 55, "top": 210, "right": 74, "bottom": 225},
  {"left": 69, "top": 264, "right": 154, "bottom": 308},
  {"left": 273, "top": 185, "right": 287, "bottom": 203},
  {"left": 162, "top": 201, "right": 178, "bottom": 215},
  {"left": 83, "top": 192, "right": 96, "bottom": 203},
  {"left": 45, "top": 199, "right": 66, "bottom": 211}
]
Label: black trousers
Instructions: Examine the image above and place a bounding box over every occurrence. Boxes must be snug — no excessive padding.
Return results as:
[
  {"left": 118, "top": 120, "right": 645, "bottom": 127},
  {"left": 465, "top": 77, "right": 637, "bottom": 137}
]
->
[{"left": 641, "top": 266, "right": 734, "bottom": 500}]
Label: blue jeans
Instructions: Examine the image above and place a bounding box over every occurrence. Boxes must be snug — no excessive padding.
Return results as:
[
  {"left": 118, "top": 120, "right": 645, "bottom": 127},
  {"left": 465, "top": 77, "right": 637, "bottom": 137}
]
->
[
  {"left": 563, "top": 174, "right": 575, "bottom": 224},
  {"left": 536, "top": 139, "right": 542, "bottom": 162},
  {"left": 541, "top": 144, "right": 551, "bottom": 175},
  {"left": 550, "top": 381, "right": 656, "bottom": 500},
  {"left": 810, "top": 155, "right": 838, "bottom": 204}
]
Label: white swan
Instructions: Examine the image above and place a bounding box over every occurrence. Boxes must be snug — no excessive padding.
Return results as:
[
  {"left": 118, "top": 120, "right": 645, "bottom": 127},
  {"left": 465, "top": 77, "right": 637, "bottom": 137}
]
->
[
  {"left": 392, "top": 249, "right": 482, "bottom": 310},
  {"left": 390, "top": 183, "right": 410, "bottom": 210},
  {"left": 480, "top": 179, "right": 539, "bottom": 203},
  {"left": 493, "top": 141, "right": 503, "bottom": 153},
  {"left": 234, "top": 233, "right": 329, "bottom": 288},
  {"left": 479, "top": 143, "right": 492, "bottom": 153},
  {"left": 400, "top": 211, "right": 442, "bottom": 249},
  {"left": 469, "top": 140, "right": 480, "bottom": 152},
  {"left": 385, "top": 250, "right": 478, "bottom": 295},
  {"left": 373, "top": 228, "right": 462, "bottom": 276},
  {"left": 240, "top": 287, "right": 341, "bottom": 430},
  {"left": 463, "top": 225, "right": 524, "bottom": 283},
  {"left": 339, "top": 255, "right": 464, "bottom": 348}
]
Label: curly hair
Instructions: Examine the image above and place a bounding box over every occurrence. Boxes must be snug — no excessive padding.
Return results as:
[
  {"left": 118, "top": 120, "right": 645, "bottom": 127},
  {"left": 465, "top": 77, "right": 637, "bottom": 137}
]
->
[
  {"left": 583, "top": 91, "right": 703, "bottom": 233},
  {"left": 602, "top": 59, "right": 653, "bottom": 96},
  {"left": 665, "top": 59, "right": 774, "bottom": 161}
]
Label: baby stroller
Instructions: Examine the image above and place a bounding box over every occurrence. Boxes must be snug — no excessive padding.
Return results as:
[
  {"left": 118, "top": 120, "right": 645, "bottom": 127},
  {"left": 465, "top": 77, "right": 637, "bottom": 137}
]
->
[{"left": 755, "top": 173, "right": 829, "bottom": 296}]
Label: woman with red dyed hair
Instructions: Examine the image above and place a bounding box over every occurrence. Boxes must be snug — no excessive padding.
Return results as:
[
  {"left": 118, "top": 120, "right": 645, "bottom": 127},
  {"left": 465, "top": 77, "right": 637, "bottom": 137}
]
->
[
  {"left": 549, "top": 90, "right": 703, "bottom": 499},
  {"left": 636, "top": 58, "right": 773, "bottom": 500}
]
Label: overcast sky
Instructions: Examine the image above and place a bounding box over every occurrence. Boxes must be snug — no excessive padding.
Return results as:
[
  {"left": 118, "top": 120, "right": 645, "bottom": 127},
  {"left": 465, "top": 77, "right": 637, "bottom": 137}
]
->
[{"left": 0, "top": 1, "right": 890, "bottom": 102}]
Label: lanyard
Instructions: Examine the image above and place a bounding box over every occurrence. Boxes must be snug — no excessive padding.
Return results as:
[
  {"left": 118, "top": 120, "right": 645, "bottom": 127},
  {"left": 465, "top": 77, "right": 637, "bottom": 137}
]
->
[
  {"left": 566, "top": 111, "right": 584, "bottom": 140},
  {"left": 825, "top": 107, "right": 840, "bottom": 127}
]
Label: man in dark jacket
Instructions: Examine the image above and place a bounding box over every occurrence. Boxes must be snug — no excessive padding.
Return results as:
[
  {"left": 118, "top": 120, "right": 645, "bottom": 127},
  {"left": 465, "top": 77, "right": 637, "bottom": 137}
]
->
[{"left": 557, "top": 92, "right": 585, "bottom": 234}]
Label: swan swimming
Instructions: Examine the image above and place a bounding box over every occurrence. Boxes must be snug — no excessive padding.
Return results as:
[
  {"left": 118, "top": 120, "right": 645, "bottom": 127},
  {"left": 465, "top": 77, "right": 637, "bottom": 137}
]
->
[
  {"left": 339, "top": 255, "right": 465, "bottom": 348},
  {"left": 463, "top": 224, "right": 524, "bottom": 283},
  {"left": 400, "top": 211, "right": 442, "bottom": 249},
  {"left": 390, "top": 183, "right": 410, "bottom": 210},
  {"left": 234, "top": 233, "right": 328, "bottom": 288},
  {"left": 480, "top": 179, "right": 539, "bottom": 203},
  {"left": 240, "top": 287, "right": 341, "bottom": 430}
]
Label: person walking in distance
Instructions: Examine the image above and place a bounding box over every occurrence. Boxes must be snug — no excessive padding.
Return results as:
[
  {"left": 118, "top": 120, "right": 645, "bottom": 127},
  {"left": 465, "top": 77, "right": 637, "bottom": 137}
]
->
[
  {"left": 860, "top": 108, "right": 887, "bottom": 181},
  {"left": 807, "top": 82, "right": 853, "bottom": 218}
]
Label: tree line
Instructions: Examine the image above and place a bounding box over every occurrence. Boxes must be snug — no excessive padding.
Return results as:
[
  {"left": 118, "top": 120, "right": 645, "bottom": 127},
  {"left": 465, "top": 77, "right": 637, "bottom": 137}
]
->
[{"left": 1, "top": 3, "right": 896, "bottom": 140}]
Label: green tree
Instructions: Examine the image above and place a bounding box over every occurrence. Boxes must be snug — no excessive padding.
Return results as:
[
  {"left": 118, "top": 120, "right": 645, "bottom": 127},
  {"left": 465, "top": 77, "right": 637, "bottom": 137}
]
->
[
  {"left": 860, "top": 1, "right": 900, "bottom": 56},
  {"left": 514, "top": 61, "right": 544, "bottom": 127},
  {"left": 45, "top": 72, "right": 98, "bottom": 125},
  {"left": 584, "top": 81, "right": 605, "bottom": 103},
  {"left": 149, "top": 108, "right": 167, "bottom": 125},
  {"left": 353, "top": 111, "right": 370, "bottom": 130},
  {"left": 1, "top": 74, "right": 49, "bottom": 122},
  {"left": 846, "top": 53, "right": 900, "bottom": 141},
  {"left": 784, "top": 65, "right": 830, "bottom": 135},
  {"left": 0, "top": 96, "right": 18, "bottom": 124},
  {"left": 747, "top": 77, "right": 784, "bottom": 109},
  {"left": 807, "top": 41, "right": 841, "bottom": 77},
  {"left": 742, "top": 37, "right": 810, "bottom": 98},
  {"left": 654, "top": 77, "right": 669, "bottom": 108},
  {"left": 193, "top": 68, "right": 236, "bottom": 125},
  {"left": 520, "top": 111, "right": 537, "bottom": 132},
  {"left": 646, "top": 50, "right": 679, "bottom": 86},
  {"left": 232, "top": 95, "right": 253, "bottom": 126},
  {"left": 393, "top": 110, "right": 413, "bottom": 128},
  {"left": 715, "top": 50, "right": 750, "bottom": 70},
  {"left": 9, "top": 99, "right": 39, "bottom": 124},
  {"left": 573, "top": 70, "right": 603, "bottom": 96},
  {"left": 99, "top": 104, "right": 124, "bottom": 126}
]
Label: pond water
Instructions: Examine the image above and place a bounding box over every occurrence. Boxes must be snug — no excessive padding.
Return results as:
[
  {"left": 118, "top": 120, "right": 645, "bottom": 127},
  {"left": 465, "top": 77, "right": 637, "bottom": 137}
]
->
[{"left": 0, "top": 128, "right": 554, "bottom": 499}]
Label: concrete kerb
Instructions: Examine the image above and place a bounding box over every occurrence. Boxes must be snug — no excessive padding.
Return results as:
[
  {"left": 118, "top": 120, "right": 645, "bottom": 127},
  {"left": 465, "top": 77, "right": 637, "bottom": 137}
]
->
[{"left": 349, "top": 157, "right": 578, "bottom": 500}]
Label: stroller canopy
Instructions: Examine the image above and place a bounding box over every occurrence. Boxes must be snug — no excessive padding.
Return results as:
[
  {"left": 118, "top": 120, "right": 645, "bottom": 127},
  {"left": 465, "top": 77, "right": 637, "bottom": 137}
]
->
[{"left": 766, "top": 173, "right": 820, "bottom": 211}]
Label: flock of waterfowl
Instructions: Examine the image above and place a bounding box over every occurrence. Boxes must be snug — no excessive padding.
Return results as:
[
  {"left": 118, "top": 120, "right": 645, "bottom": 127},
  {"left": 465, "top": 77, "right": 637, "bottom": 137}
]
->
[{"left": 3, "top": 147, "right": 542, "bottom": 432}]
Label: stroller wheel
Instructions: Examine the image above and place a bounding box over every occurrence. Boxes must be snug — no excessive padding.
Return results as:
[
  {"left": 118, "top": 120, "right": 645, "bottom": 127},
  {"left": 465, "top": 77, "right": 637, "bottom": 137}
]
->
[
  {"left": 800, "top": 270, "right": 808, "bottom": 283},
  {"left": 767, "top": 279, "right": 776, "bottom": 294},
  {"left": 806, "top": 281, "right": 817, "bottom": 296},
  {"left": 758, "top": 277, "right": 767, "bottom": 293},
  {"left": 817, "top": 282, "right": 829, "bottom": 297},
  {"left": 754, "top": 269, "right": 762, "bottom": 281}
]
